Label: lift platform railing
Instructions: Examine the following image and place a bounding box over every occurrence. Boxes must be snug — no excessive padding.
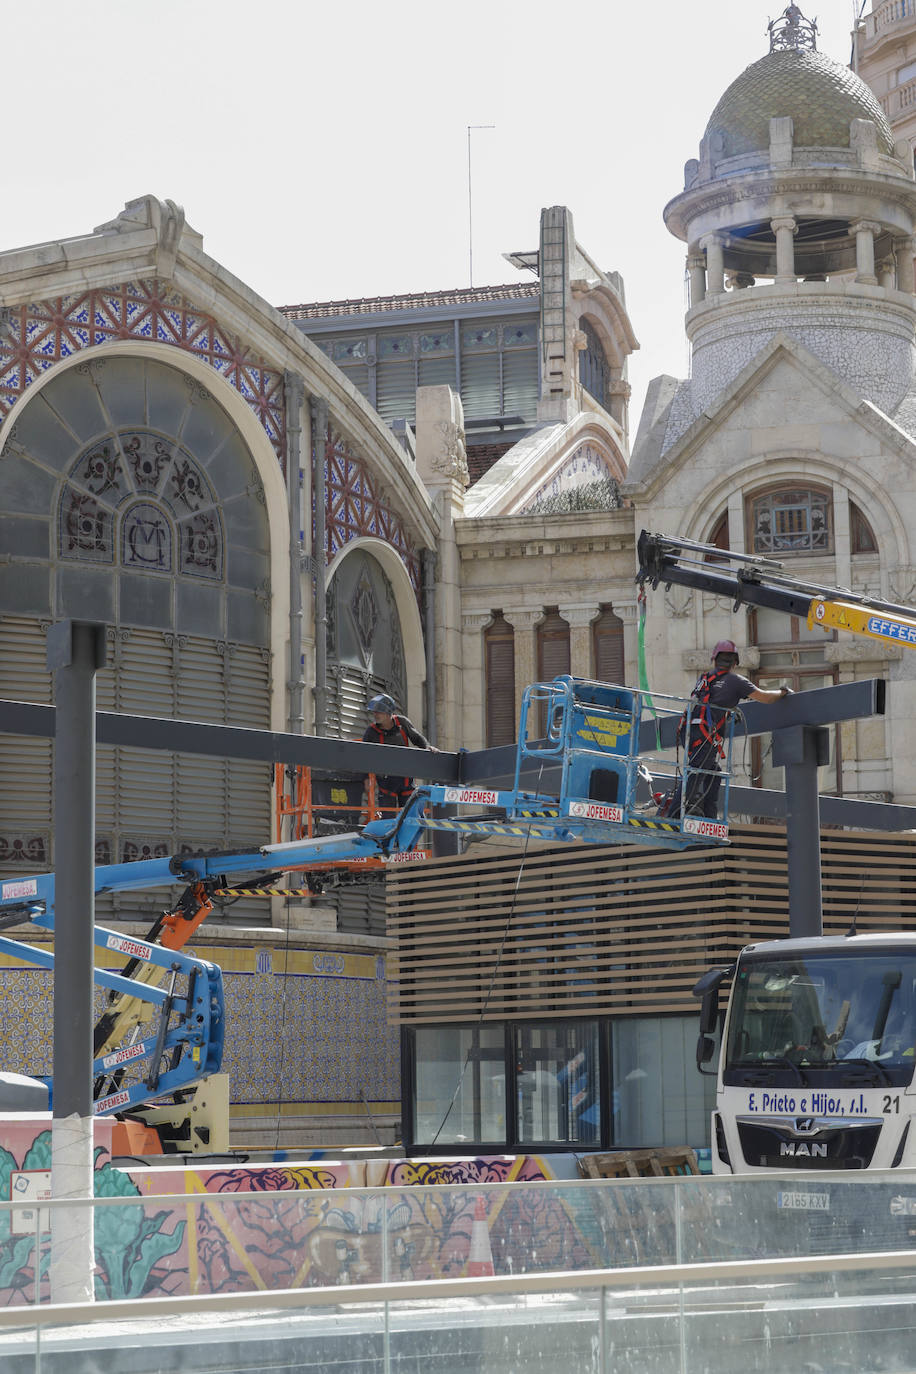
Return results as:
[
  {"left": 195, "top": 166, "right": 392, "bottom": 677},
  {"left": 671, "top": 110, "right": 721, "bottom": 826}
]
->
[{"left": 273, "top": 765, "right": 430, "bottom": 867}]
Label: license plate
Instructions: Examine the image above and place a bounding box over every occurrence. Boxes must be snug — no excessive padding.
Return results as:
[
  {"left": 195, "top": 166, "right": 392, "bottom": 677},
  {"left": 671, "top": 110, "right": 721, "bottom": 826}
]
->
[{"left": 777, "top": 1191, "right": 830, "bottom": 1211}]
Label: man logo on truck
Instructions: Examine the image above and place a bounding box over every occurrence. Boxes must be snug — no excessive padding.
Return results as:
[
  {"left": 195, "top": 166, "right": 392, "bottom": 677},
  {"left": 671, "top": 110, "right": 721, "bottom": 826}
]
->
[{"left": 780, "top": 1141, "right": 828, "bottom": 1158}]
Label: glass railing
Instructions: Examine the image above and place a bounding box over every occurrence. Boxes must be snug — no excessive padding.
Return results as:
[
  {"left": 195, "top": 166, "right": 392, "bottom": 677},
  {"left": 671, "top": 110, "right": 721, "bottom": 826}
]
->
[
  {"left": 1, "top": 1171, "right": 916, "bottom": 1305},
  {"left": 2, "top": 1244, "right": 916, "bottom": 1373}
]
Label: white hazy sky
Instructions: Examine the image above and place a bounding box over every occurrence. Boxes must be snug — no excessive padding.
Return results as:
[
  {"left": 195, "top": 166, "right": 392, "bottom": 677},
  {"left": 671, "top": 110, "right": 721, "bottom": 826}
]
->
[{"left": 6, "top": 0, "right": 862, "bottom": 427}]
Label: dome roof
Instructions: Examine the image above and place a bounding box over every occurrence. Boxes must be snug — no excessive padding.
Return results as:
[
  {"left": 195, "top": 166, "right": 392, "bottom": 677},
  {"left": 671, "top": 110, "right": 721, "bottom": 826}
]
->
[{"left": 705, "top": 48, "right": 895, "bottom": 159}]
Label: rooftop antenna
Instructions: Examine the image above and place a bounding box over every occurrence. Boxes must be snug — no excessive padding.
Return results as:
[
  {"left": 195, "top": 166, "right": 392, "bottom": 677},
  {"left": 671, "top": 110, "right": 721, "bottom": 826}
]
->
[{"left": 467, "top": 124, "right": 495, "bottom": 287}]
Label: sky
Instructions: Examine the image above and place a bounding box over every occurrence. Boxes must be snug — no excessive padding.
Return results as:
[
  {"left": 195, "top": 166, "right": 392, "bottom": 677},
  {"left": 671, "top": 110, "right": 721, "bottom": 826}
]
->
[{"left": 5, "top": 0, "right": 864, "bottom": 429}]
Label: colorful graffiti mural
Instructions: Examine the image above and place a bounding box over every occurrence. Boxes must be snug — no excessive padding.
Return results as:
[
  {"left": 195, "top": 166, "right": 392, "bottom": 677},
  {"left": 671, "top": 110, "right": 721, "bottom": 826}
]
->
[{"left": 0, "top": 1120, "right": 618, "bottom": 1304}]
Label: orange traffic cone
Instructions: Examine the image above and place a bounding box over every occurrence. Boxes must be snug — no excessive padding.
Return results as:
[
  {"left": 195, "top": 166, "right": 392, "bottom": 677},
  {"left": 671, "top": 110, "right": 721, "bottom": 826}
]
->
[{"left": 466, "top": 1195, "right": 495, "bottom": 1276}]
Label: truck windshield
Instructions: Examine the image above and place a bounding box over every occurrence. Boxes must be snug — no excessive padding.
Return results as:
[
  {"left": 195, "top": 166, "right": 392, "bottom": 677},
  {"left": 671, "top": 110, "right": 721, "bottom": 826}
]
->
[{"left": 724, "top": 949, "right": 916, "bottom": 1088}]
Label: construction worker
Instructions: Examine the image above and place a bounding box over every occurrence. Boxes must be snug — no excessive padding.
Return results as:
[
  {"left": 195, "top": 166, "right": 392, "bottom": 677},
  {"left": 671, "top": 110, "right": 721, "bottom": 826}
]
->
[
  {"left": 361, "top": 694, "right": 437, "bottom": 813},
  {"left": 672, "top": 640, "right": 792, "bottom": 820}
]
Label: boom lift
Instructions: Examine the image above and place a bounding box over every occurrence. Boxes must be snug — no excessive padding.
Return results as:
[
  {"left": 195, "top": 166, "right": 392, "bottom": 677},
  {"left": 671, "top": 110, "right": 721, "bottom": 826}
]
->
[
  {"left": 0, "top": 672, "right": 736, "bottom": 1149},
  {"left": 637, "top": 528, "right": 916, "bottom": 1173}
]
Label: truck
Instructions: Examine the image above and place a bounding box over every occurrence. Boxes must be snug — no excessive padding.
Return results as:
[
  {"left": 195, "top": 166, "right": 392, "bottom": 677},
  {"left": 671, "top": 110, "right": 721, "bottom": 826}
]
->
[{"left": 638, "top": 528, "right": 916, "bottom": 1172}]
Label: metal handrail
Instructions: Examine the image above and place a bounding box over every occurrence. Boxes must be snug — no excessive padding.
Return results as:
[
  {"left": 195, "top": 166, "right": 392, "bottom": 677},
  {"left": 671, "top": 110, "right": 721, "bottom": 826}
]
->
[{"left": 1, "top": 1247, "right": 914, "bottom": 1331}]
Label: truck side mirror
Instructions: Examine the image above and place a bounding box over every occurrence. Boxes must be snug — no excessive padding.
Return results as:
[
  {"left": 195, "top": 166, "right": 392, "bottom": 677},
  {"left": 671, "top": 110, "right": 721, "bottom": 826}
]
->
[
  {"left": 697, "top": 1034, "right": 717, "bottom": 1072},
  {"left": 698, "top": 989, "right": 718, "bottom": 1037}
]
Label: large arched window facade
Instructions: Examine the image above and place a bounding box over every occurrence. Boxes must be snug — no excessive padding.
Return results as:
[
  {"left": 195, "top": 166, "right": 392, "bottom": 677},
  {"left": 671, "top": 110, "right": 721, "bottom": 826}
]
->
[{"left": 0, "top": 355, "right": 272, "bottom": 921}]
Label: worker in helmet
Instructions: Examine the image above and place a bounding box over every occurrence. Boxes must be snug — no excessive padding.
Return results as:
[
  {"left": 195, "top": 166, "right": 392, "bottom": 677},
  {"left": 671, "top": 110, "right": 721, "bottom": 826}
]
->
[
  {"left": 361, "top": 694, "right": 437, "bottom": 813},
  {"left": 670, "top": 641, "right": 792, "bottom": 820}
]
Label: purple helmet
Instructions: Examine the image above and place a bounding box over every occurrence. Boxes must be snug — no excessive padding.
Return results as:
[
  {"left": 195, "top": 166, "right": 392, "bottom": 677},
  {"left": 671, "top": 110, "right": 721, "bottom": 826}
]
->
[{"left": 711, "top": 639, "right": 739, "bottom": 664}]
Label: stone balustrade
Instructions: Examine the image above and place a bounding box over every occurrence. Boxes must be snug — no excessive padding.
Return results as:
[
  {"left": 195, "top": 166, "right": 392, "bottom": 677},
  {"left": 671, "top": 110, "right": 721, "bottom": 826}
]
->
[{"left": 868, "top": 0, "right": 915, "bottom": 36}]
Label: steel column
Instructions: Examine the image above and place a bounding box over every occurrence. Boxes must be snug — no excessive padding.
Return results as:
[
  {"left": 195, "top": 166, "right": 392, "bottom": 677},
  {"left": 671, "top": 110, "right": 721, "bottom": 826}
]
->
[
  {"left": 46, "top": 619, "right": 106, "bottom": 1303},
  {"left": 772, "top": 724, "right": 831, "bottom": 937}
]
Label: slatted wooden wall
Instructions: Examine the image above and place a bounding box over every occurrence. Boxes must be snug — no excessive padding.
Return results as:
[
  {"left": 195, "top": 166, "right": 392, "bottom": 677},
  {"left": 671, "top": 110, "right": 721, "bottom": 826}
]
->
[{"left": 387, "top": 825, "right": 916, "bottom": 1024}]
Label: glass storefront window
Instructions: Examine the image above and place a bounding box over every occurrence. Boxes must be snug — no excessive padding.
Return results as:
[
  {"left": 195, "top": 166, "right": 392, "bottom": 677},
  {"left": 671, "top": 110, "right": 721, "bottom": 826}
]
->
[
  {"left": 413, "top": 1026, "right": 506, "bottom": 1146},
  {"left": 612, "top": 1017, "right": 716, "bottom": 1148},
  {"left": 516, "top": 1022, "right": 600, "bottom": 1145}
]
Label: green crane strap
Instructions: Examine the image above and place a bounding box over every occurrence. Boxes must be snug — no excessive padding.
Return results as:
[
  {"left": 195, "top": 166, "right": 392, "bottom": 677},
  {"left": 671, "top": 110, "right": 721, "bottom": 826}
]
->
[{"left": 637, "top": 586, "right": 662, "bottom": 751}]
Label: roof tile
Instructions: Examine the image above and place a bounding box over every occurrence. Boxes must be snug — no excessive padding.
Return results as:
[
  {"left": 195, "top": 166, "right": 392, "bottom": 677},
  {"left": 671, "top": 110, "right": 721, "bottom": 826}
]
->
[{"left": 280, "top": 283, "right": 540, "bottom": 321}]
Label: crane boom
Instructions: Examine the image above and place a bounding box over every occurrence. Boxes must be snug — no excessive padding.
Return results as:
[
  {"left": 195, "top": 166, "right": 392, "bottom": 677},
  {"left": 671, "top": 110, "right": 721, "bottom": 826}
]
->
[{"left": 636, "top": 529, "right": 916, "bottom": 648}]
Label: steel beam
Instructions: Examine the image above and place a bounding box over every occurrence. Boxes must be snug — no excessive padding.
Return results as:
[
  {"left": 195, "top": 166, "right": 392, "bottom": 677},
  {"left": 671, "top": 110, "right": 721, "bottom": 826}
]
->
[{"left": 0, "top": 699, "right": 459, "bottom": 783}]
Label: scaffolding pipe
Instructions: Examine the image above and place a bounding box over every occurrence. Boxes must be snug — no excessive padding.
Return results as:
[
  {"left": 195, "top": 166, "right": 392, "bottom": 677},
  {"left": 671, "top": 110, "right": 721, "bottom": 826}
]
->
[
  {"left": 310, "top": 395, "right": 329, "bottom": 737},
  {"left": 285, "top": 373, "right": 305, "bottom": 736}
]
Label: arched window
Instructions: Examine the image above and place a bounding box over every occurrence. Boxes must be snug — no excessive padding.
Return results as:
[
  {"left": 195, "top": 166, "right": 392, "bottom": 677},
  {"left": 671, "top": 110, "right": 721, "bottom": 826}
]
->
[
  {"left": 592, "top": 604, "right": 625, "bottom": 684},
  {"left": 578, "top": 320, "right": 611, "bottom": 411},
  {"left": 850, "top": 500, "right": 878, "bottom": 555},
  {"left": 484, "top": 612, "right": 515, "bottom": 747},
  {"left": 537, "top": 606, "right": 571, "bottom": 680},
  {"left": 325, "top": 550, "right": 407, "bottom": 740},
  {"left": 748, "top": 486, "right": 831, "bottom": 555}
]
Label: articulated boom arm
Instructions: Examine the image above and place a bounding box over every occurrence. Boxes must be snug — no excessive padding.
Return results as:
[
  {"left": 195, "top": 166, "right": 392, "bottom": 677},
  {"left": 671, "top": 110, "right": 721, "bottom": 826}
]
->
[
  {"left": 0, "top": 796, "right": 432, "bottom": 1118},
  {"left": 637, "top": 530, "right": 916, "bottom": 650}
]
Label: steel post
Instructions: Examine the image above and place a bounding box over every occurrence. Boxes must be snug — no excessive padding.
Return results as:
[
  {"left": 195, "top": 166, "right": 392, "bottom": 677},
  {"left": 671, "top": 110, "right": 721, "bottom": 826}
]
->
[
  {"left": 46, "top": 619, "right": 106, "bottom": 1302},
  {"left": 772, "top": 724, "right": 830, "bottom": 938}
]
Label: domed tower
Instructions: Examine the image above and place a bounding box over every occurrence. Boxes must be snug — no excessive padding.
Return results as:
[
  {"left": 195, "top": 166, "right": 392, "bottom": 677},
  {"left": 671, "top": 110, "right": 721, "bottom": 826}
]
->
[{"left": 664, "top": 5, "right": 916, "bottom": 416}]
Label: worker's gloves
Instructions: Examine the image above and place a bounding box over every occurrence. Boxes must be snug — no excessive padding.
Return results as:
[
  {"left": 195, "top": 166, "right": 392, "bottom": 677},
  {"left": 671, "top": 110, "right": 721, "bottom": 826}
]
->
[{"left": 780, "top": 685, "right": 794, "bottom": 697}]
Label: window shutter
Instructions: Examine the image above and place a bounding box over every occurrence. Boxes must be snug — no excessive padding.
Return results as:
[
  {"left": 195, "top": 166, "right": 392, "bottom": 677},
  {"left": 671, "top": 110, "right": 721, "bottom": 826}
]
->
[
  {"left": 538, "top": 608, "right": 570, "bottom": 681},
  {"left": 485, "top": 616, "right": 516, "bottom": 746},
  {"left": 375, "top": 360, "right": 416, "bottom": 422},
  {"left": 460, "top": 351, "right": 501, "bottom": 420},
  {"left": 502, "top": 348, "right": 538, "bottom": 421},
  {"left": 593, "top": 606, "right": 625, "bottom": 684}
]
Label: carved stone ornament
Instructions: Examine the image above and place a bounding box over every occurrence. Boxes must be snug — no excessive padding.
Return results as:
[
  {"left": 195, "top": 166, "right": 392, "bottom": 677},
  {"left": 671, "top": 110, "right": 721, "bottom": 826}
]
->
[
  {"left": 431, "top": 420, "right": 469, "bottom": 484},
  {"left": 665, "top": 591, "right": 693, "bottom": 619}
]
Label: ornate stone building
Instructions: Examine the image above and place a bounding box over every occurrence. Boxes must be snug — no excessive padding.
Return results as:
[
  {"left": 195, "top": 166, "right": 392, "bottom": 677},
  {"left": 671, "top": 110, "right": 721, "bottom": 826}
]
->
[
  {"left": 856, "top": 0, "right": 916, "bottom": 160},
  {"left": 628, "top": 5, "right": 916, "bottom": 805}
]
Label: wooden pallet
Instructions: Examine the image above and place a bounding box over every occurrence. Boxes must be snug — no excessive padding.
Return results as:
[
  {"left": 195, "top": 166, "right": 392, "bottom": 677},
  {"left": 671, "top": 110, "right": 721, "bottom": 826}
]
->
[{"left": 578, "top": 1147, "right": 699, "bottom": 1179}]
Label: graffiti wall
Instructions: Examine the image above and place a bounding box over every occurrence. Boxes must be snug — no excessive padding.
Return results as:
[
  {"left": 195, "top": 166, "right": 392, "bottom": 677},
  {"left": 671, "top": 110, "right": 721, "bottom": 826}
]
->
[{"left": 0, "top": 1119, "right": 606, "bottom": 1303}]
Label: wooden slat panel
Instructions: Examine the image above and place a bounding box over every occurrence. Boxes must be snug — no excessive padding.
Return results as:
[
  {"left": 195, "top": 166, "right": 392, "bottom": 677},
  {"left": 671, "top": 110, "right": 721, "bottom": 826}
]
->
[{"left": 387, "top": 823, "right": 916, "bottom": 1024}]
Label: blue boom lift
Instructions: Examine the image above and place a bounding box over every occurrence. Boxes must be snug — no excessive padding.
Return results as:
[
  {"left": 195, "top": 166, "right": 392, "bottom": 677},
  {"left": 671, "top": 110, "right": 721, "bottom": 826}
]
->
[{"left": 0, "top": 674, "right": 733, "bottom": 1139}]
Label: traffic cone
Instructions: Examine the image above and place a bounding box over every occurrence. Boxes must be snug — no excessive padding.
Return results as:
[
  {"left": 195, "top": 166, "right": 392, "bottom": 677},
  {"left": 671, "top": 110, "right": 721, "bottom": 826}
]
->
[{"left": 466, "top": 1195, "right": 495, "bottom": 1276}]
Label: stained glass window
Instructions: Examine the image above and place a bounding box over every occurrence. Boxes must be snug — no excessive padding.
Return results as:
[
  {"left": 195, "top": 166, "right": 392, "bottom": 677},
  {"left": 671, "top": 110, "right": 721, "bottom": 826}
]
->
[
  {"left": 121, "top": 502, "right": 172, "bottom": 572},
  {"left": 751, "top": 487, "right": 831, "bottom": 554},
  {"left": 59, "top": 430, "right": 222, "bottom": 579}
]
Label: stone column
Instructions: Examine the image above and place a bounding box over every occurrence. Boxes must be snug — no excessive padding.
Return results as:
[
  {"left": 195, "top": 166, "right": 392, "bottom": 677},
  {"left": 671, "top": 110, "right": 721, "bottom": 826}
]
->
[
  {"left": 687, "top": 246, "right": 706, "bottom": 306},
  {"left": 771, "top": 215, "right": 797, "bottom": 282},
  {"left": 415, "top": 385, "right": 469, "bottom": 749},
  {"left": 460, "top": 611, "right": 493, "bottom": 750},
  {"left": 894, "top": 235, "right": 916, "bottom": 293},
  {"left": 701, "top": 234, "right": 725, "bottom": 295},
  {"left": 879, "top": 258, "right": 896, "bottom": 290},
  {"left": 563, "top": 608, "right": 596, "bottom": 678},
  {"left": 505, "top": 608, "right": 541, "bottom": 733},
  {"left": 852, "top": 220, "right": 881, "bottom": 285},
  {"left": 614, "top": 602, "right": 640, "bottom": 688}
]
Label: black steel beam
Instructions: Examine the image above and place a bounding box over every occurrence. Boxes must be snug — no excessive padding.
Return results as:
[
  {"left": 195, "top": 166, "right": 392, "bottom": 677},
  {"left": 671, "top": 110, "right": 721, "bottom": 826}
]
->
[
  {"left": 0, "top": 699, "right": 460, "bottom": 783},
  {"left": 636, "top": 678, "right": 884, "bottom": 751}
]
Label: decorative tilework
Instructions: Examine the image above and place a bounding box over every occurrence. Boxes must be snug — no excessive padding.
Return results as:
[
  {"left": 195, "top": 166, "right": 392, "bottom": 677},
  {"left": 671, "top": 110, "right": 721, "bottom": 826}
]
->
[
  {"left": 0, "top": 280, "right": 287, "bottom": 467},
  {"left": 520, "top": 442, "right": 618, "bottom": 513},
  {"left": 322, "top": 428, "right": 421, "bottom": 592}
]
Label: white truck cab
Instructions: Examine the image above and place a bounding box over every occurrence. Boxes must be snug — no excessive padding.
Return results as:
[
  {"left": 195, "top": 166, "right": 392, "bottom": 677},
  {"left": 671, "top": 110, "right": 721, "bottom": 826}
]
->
[{"left": 698, "top": 935, "right": 916, "bottom": 1173}]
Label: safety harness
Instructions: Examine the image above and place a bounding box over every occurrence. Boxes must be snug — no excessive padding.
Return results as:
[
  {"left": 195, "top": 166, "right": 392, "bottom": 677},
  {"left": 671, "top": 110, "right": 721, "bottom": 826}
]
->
[
  {"left": 681, "top": 668, "right": 731, "bottom": 760},
  {"left": 367, "top": 715, "right": 412, "bottom": 794}
]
